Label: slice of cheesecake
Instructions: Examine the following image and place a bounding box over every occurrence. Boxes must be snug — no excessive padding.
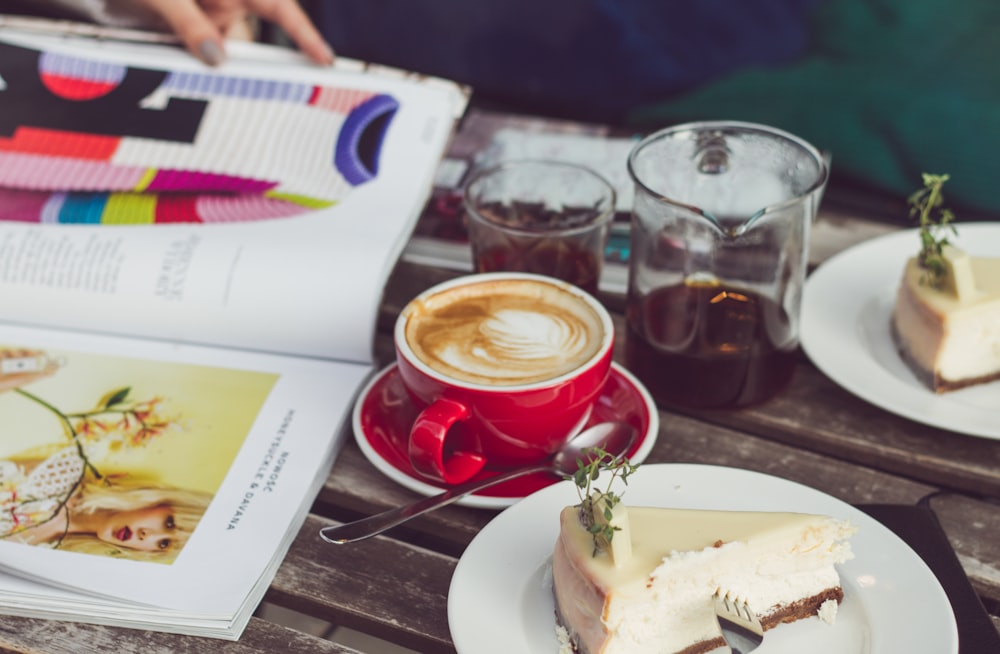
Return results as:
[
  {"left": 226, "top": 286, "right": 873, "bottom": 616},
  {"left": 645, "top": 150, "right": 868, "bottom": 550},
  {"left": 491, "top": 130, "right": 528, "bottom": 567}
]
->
[
  {"left": 891, "top": 245, "right": 1000, "bottom": 393},
  {"left": 552, "top": 505, "right": 856, "bottom": 654}
]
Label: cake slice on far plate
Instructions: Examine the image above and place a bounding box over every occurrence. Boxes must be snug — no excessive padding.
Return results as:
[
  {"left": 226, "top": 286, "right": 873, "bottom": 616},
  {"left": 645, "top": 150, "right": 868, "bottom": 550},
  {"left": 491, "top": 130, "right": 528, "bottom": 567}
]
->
[
  {"left": 891, "top": 244, "right": 1000, "bottom": 393},
  {"left": 552, "top": 504, "right": 856, "bottom": 654},
  {"left": 889, "top": 173, "right": 1000, "bottom": 393}
]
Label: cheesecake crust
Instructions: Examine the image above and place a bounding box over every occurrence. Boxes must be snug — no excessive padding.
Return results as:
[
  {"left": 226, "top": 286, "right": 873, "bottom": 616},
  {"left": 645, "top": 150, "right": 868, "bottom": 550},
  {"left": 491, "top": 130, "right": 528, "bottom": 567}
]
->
[{"left": 761, "top": 587, "right": 844, "bottom": 629}]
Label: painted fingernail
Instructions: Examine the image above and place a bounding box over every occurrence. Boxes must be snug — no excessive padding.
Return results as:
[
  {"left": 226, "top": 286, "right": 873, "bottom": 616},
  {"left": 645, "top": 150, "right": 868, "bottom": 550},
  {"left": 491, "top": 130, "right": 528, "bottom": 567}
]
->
[{"left": 198, "top": 39, "right": 225, "bottom": 66}]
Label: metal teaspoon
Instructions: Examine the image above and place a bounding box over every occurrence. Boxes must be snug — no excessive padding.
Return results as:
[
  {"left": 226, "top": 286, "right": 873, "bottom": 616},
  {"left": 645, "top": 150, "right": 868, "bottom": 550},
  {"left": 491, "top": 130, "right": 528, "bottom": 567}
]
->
[{"left": 319, "top": 421, "right": 638, "bottom": 544}]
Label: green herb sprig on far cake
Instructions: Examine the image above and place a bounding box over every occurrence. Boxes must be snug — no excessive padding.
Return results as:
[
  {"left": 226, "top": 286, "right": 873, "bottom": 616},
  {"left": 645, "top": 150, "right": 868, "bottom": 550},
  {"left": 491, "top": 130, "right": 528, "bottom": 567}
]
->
[
  {"left": 572, "top": 448, "right": 638, "bottom": 557},
  {"left": 908, "top": 173, "right": 957, "bottom": 288}
]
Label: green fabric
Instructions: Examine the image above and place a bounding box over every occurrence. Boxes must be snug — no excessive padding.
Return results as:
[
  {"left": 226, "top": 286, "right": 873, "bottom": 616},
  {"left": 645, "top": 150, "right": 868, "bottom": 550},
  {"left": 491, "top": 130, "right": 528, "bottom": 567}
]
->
[{"left": 628, "top": 0, "right": 1000, "bottom": 216}]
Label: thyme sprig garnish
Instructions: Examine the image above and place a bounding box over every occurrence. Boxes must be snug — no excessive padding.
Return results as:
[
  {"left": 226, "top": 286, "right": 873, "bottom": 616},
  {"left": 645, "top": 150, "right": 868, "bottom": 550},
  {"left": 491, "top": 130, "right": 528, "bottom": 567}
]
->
[
  {"left": 571, "top": 447, "right": 638, "bottom": 555},
  {"left": 908, "top": 173, "right": 957, "bottom": 288}
]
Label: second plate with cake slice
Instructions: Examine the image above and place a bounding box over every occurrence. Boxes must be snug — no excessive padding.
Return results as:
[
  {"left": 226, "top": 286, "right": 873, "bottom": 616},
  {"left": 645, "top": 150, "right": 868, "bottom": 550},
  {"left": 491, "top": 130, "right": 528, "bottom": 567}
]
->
[{"left": 801, "top": 223, "right": 1000, "bottom": 440}]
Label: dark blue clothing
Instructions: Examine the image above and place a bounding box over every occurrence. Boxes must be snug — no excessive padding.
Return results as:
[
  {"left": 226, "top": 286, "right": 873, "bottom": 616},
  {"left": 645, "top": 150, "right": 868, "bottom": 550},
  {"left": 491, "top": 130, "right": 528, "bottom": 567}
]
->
[
  {"left": 314, "top": 0, "right": 823, "bottom": 124},
  {"left": 314, "top": 0, "right": 1000, "bottom": 216}
]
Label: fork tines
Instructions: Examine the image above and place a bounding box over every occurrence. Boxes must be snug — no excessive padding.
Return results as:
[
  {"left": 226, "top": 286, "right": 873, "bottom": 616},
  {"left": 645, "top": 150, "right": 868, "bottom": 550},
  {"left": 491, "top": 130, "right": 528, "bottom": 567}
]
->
[{"left": 712, "top": 590, "right": 765, "bottom": 636}]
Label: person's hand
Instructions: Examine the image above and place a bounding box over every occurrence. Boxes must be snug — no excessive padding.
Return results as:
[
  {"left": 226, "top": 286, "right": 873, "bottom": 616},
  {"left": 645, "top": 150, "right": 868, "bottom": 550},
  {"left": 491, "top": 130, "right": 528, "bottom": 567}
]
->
[
  {"left": 0, "top": 348, "right": 60, "bottom": 393},
  {"left": 140, "top": 0, "right": 334, "bottom": 67}
]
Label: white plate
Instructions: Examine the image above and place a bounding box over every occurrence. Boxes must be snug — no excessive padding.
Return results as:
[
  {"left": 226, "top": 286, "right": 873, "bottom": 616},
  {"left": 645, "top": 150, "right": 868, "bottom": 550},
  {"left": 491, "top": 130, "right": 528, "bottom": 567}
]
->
[
  {"left": 448, "top": 463, "right": 958, "bottom": 654},
  {"left": 801, "top": 223, "right": 1000, "bottom": 439}
]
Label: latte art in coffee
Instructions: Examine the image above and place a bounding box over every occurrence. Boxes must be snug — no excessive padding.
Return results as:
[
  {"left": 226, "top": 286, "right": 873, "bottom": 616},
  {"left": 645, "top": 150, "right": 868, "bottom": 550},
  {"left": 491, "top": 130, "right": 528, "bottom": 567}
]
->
[
  {"left": 404, "top": 278, "right": 607, "bottom": 386},
  {"left": 479, "top": 309, "right": 590, "bottom": 360}
]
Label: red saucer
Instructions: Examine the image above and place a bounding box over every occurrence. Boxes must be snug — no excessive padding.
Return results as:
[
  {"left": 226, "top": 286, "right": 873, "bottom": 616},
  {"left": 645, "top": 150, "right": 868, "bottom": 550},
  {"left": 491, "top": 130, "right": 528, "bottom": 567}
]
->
[{"left": 352, "top": 362, "right": 659, "bottom": 509}]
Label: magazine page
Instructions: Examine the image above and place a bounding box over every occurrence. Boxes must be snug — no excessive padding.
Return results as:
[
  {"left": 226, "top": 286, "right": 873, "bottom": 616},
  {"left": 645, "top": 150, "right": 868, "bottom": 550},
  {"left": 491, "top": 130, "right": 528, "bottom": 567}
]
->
[
  {"left": 0, "top": 322, "right": 370, "bottom": 638},
  {"left": 0, "top": 28, "right": 467, "bottom": 363}
]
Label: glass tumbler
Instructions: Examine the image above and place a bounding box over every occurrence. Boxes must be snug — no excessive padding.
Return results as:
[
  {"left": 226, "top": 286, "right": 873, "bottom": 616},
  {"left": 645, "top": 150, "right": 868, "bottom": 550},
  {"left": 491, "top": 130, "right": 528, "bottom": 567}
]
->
[{"left": 464, "top": 159, "right": 616, "bottom": 296}]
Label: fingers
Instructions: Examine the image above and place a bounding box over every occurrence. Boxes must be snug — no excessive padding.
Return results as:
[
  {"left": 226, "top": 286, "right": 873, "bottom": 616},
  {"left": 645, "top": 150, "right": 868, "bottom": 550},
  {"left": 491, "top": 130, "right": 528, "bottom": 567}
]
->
[
  {"left": 142, "top": 0, "right": 228, "bottom": 65},
  {"left": 0, "top": 348, "right": 58, "bottom": 393},
  {"left": 247, "top": 0, "right": 334, "bottom": 65},
  {"left": 141, "top": 0, "right": 333, "bottom": 67}
]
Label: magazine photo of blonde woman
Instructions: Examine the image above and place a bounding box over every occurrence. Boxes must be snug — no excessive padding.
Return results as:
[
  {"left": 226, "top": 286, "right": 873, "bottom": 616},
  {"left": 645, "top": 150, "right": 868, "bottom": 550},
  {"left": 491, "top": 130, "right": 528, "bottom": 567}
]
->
[{"left": 0, "top": 447, "right": 210, "bottom": 562}]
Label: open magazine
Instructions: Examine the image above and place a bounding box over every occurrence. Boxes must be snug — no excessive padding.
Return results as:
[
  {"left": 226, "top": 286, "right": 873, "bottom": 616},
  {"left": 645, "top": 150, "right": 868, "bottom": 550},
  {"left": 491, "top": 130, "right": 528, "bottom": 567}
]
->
[{"left": 0, "top": 21, "right": 467, "bottom": 639}]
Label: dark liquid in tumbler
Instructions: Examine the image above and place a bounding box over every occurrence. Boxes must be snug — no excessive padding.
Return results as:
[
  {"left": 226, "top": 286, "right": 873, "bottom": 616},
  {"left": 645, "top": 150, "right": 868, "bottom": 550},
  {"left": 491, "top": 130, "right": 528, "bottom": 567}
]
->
[
  {"left": 471, "top": 200, "right": 605, "bottom": 296},
  {"left": 625, "top": 282, "right": 796, "bottom": 409}
]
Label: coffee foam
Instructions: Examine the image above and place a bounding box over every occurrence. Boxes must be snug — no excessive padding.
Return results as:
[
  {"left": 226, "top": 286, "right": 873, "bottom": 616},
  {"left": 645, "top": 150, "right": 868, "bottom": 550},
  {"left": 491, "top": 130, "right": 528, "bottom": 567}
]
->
[{"left": 403, "top": 278, "right": 607, "bottom": 386}]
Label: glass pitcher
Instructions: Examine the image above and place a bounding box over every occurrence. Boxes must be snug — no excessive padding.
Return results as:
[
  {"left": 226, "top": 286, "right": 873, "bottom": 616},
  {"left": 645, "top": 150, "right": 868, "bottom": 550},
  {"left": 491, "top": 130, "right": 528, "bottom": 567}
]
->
[{"left": 625, "top": 121, "right": 828, "bottom": 409}]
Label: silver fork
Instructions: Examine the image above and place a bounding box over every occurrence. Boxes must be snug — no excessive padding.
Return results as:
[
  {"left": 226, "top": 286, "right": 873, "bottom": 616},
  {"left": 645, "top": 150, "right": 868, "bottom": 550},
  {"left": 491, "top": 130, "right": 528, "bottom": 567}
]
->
[{"left": 713, "top": 590, "right": 764, "bottom": 654}]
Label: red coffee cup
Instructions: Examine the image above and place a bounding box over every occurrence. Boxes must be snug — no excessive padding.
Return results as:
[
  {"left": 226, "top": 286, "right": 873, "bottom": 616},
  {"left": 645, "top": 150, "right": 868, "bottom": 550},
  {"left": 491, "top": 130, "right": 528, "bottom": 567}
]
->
[{"left": 395, "top": 272, "right": 614, "bottom": 485}]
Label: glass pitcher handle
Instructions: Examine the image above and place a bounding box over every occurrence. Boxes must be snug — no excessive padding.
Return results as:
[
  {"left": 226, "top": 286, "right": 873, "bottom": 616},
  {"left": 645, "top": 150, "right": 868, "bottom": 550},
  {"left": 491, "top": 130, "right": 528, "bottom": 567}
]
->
[{"left": 695, "top": 131, "right": 730, "bottom": 174}]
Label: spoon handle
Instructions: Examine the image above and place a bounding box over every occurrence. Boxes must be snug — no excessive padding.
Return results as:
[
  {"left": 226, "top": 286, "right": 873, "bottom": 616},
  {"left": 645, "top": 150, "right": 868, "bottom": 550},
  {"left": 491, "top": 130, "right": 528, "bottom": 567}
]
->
[{"left": 320, "top": 463, "right": 554, "bottom": 544}]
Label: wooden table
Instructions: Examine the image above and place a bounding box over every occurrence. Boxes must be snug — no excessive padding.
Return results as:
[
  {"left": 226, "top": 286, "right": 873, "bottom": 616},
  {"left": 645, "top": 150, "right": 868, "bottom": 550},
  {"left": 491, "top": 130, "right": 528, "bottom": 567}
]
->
[{"left": 0, "top": 162, "right": 998, "bottom": 654}]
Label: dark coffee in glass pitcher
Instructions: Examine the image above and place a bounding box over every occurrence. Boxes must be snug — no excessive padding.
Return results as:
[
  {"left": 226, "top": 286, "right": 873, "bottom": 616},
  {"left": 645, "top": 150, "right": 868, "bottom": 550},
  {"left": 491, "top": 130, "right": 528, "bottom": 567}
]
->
[
  {"left": 624, "top": 121, "right": 828, "bottom": 409},
  {"left": 625, "top": 279, "right": 797, "bottom": 409}
]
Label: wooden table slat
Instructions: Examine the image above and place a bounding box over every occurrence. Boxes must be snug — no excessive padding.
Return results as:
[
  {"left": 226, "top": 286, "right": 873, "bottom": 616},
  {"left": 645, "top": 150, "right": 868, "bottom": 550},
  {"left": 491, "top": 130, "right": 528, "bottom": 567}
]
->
[
  {"left": 678, "top": 364, "right": 1000, "bottom": 497},
  {"left": 0, "top": 613, "right": 360, "bottom": 654},
  {"left": 267, "top": 515, "right": 456, "bottom": 654}
]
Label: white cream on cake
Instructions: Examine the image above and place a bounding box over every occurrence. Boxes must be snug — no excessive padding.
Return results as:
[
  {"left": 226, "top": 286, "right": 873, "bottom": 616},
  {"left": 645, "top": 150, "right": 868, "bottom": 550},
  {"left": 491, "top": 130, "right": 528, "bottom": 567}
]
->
[
  {"left": 552, "top": 505, "right": 856, "bottom": 654},
  {"left": 891, "top": 245, "right": 1000, "bottom": 392}
]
